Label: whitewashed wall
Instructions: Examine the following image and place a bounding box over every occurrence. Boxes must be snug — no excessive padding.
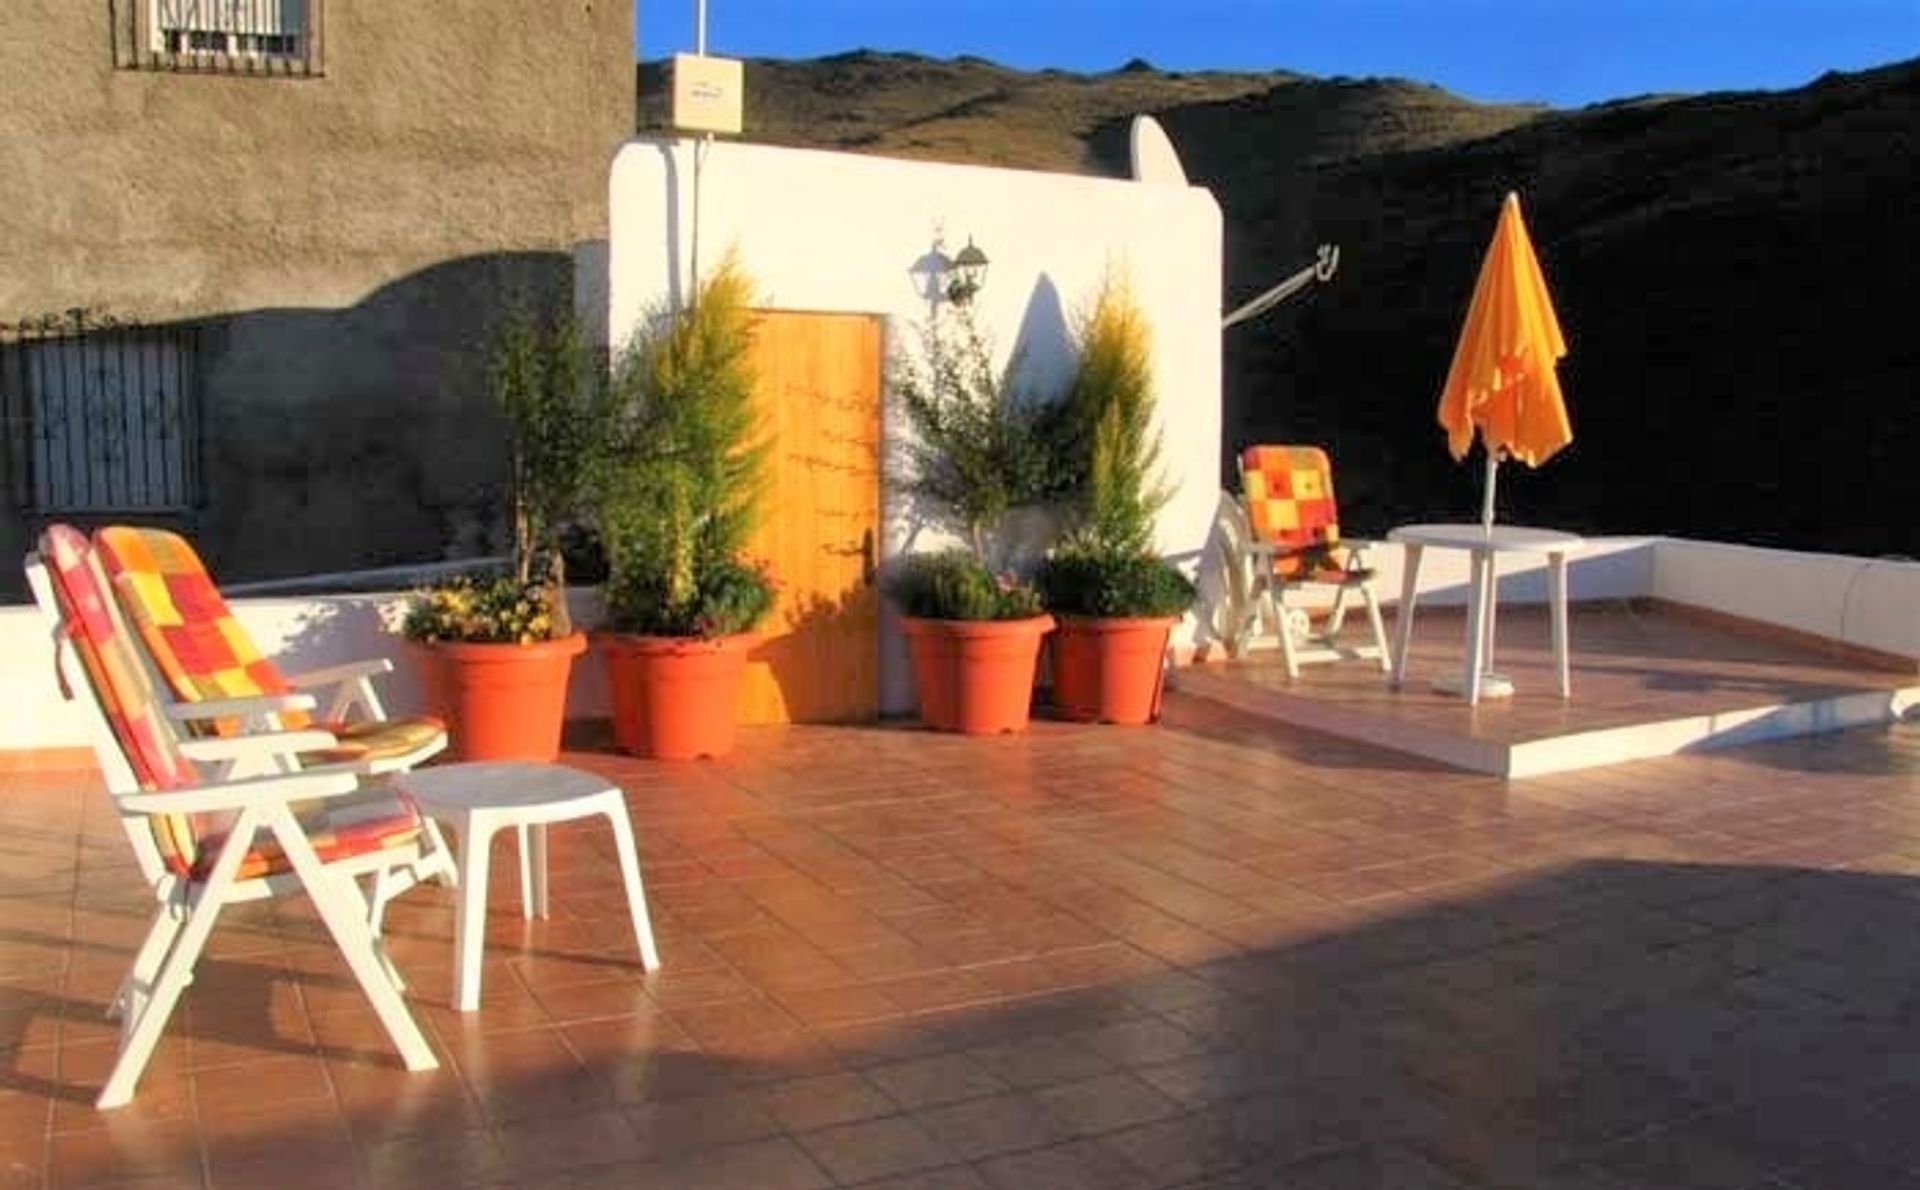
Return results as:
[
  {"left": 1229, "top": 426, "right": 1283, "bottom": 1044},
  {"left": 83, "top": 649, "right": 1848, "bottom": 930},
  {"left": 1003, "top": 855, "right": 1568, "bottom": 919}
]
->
[
  {"left": 5, "top": 536, "right": 1911, "bottom": 754},
  {"left": 1653, "top": 538, "right": 1920, "bottom": 662},
  {"left": 608, "top": 137, "right": 1225, "bottom": 713}
]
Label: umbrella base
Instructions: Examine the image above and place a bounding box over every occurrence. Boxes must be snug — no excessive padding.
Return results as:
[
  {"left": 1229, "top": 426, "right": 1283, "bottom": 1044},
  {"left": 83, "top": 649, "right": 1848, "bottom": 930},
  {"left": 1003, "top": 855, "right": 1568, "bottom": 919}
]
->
[{"left": 1432, "top": 672, "right": 1516, "bottom": 700}]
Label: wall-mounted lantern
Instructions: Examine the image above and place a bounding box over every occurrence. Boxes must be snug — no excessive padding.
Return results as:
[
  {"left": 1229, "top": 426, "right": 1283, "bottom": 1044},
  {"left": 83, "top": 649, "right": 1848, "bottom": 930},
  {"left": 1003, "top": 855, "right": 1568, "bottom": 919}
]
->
[{"left": 943, "top": 237, "right": 990, "bottom": 305}]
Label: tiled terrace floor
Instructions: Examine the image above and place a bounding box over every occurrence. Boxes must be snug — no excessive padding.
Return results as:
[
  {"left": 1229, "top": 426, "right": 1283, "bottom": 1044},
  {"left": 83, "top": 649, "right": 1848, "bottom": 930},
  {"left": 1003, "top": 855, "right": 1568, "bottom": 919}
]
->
[{"left": 4, "top": 704, "right": 1920, "bottom": 1189}]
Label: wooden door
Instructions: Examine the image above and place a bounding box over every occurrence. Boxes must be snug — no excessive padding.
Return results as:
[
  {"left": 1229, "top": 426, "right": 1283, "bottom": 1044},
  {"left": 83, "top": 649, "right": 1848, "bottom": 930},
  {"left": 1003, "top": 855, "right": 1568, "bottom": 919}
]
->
[{"left": 737, "top": 311, "right": 883, "bottom": 724}]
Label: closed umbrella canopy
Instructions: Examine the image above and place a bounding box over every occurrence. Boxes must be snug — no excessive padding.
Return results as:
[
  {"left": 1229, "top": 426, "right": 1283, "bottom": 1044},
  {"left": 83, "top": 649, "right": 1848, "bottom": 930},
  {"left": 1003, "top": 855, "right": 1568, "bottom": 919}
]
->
[{"left": 1438, "top": 192, "right": 1572, "bottom": 477}]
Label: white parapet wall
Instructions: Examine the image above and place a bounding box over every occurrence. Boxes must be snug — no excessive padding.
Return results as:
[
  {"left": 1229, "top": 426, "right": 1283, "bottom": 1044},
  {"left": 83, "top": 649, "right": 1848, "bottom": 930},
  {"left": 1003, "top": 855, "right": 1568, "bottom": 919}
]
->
[
  {"left": 2, "top": 535, "right": 1909, "bottom": 755},
  {"left": 0, "top": 589, "right": 619, "bottom": 757},
  {"left": 1653, "top": 538, "right": 1919, "bottom": 666},
  {"left": 0, "top": 536, "right": 1673, "bottom": 755},
  {"left": 609, "top": 137, "right": 1224, "bottom": 714}
]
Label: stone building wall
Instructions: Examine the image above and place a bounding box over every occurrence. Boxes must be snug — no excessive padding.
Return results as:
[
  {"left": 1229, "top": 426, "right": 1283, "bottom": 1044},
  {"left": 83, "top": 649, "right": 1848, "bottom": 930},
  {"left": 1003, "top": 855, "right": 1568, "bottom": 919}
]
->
[{"left": 0, "top": 0, "right": 634, "bottom": 593}]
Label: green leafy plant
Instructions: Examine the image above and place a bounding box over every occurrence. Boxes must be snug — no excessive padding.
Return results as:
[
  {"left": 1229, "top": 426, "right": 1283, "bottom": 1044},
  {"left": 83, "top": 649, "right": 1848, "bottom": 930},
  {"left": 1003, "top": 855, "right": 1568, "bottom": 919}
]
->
[
  {"left": 1041, "top": 272, "right": 1195, "bottom": 618},
  {"left": 400, "top": 306, "right": 599, "bottom": 643},
  {"left": 591, "top": 255, "right": 774, "bottom": 638},
  {"left": 886, "top": 549, "right": 1043, "bottom": 621},
  {"left": 399, "top": 569, "right": 557, "bottom": 645},
  {"left": 895, "top": 305, "right": 1059, "bottom": 567},
  {"left": 1035, "top": 539, "right": 1195, "bottom": 618}
]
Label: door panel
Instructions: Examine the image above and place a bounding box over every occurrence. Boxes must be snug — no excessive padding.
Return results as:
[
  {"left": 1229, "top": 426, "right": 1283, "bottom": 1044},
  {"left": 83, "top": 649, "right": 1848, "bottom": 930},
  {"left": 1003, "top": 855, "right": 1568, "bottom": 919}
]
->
[{"left": 738, "top": 312, "right": 883, "bottom": 724}]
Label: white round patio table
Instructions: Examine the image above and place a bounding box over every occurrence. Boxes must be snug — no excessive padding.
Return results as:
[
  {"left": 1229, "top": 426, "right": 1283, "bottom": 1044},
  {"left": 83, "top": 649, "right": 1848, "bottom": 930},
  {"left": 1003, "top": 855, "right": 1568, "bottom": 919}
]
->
[
  {"left": 392, "top": 762, "right": 660, "bottom": 1011},
  {"left": 1387, "top": 523, "right": 1585, "bottom": 706}
]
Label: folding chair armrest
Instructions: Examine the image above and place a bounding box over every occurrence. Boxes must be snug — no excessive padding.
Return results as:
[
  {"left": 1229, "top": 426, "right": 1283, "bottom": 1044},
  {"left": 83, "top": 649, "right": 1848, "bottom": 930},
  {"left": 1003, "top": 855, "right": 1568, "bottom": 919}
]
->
[
  {"left": 283, "top": 659, "right": 394, "bottom": 724},
  {"left": 119, "top": 767, "right": 363, "bottom": 815},
  {"left": 284, "top": 659, "right": 394, "bottom": 688},
  {"left": 177, "top": 729, "right": 342, "bottom": 765},
  {"left": 161, "top": 692, "right": 318, "bottom": 723}
]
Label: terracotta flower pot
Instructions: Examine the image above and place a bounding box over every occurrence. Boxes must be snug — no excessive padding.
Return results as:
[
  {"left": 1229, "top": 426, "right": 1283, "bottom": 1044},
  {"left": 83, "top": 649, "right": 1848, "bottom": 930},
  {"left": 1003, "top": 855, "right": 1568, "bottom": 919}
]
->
[
  {"left": 599, "top": 632, "right": 756, "bottom": 759},
  {"left": 1048, "top": 615, "right": 1178, "bottom": 725},
  {"left": 901, "top": 615, "right": 1055, "bottom": 735},
  {"left": 410, "top": 631, "right": 586, "bottom": 761}
]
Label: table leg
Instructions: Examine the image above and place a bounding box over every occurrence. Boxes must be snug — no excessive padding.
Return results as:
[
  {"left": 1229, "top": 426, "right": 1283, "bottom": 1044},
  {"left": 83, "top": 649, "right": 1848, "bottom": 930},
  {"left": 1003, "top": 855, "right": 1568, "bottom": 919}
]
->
[
  {"left": 529, "top": 824, "right": 550, "bottom": 919},
  {"left": 603, "top": 796, "right": 661, "bottom": 970},
  {"left": 516, "top": 824, "right": 533, "bottom": 920},
  {"left": 1391, "top": 544, "right": 1424, "bottom": 688},
  {"left": 1549, "top": 550, "right": 1571, "bottom": 698},
  {"left": 1463, "top": 548, "right": 1491, "bottom": 706},
  {"left": 454, "top": 814, "right": 492, "bottom": 1012},
  {"left": 1481, "top": 551, "right": 1499, "bottom": 671}
]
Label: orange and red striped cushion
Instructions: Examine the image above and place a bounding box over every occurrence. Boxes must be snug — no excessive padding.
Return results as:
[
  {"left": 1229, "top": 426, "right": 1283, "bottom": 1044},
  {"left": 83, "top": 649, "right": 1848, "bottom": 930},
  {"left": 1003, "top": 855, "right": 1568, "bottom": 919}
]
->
[
  {"left": 197, "top": 785, "right": 425, "bottom": 882},
  {"left": 1241, "top": 445, "right": 1359, "bottom": 580},
  {"left": 94, "top": 526, "right": 306, "bottom": 731},
  {"left": 41, "top": 525, "right": 424, "bottom": 881},
  {"left": 40, "top": 525, "right": 201, "bottom": 873},
  {"left": 94, "top": 526, "right": 444, "bottom": 762}
]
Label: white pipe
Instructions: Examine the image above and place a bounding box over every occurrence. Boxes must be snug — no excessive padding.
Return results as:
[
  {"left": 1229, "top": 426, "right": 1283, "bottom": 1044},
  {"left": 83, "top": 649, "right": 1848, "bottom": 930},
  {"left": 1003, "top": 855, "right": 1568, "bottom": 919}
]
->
[
  {"left": 1221, "top": 244, "right": 1339, "bottom": 330},
  {"left": 695, "top": 0, "right": 707, "bottom": 54},
  {"left": 1480, "top": 448, "right": 1499, "bottom": 529}
]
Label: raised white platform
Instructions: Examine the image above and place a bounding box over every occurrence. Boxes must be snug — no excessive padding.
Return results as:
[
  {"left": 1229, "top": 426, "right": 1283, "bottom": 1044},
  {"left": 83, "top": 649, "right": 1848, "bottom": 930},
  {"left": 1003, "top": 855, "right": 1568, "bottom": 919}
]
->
[{"left": 1174, "top": 603, "right": 1918, "bottom": 779}]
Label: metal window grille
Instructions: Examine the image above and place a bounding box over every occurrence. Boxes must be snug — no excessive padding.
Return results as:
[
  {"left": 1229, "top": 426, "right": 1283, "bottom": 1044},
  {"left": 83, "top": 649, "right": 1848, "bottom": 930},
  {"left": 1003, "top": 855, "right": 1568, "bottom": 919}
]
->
[
  {"left": 0, "top": 311, "right": 204, "bottom": 514},
  {"left": 112, "top": 0, "right": 323, "bottom": 77}
]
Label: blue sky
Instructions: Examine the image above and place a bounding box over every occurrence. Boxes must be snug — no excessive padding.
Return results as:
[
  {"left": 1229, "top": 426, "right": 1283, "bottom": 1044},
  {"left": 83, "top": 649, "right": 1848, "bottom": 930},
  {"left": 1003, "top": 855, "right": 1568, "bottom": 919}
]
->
[{"left": 639, "top": 0, "right": 1918, "bottom": 107}]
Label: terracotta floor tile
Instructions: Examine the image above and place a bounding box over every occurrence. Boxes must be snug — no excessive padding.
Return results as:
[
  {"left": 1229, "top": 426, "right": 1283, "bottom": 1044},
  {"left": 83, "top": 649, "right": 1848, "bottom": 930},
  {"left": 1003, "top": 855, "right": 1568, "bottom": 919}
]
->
[
  {"left": 865, "top": 1052, "right": 1010, "bottom": 1109},
  {"left": 911, "top": 1090, "right": 1073, "bottom": 1160},
  {"left": 46, "top": 1117, "right": 204, "bottom": 1189},
  {"left": 753, "top": 1070, "right": 895, "bottom": 1132},
  {"left": 355, "top": 1124, "right": 509, "bottom": 1189},
  {"left": 1031, "top": 1071, "right": 1183, "bottom": 1137},
  {"left": 492, "top": 1105, "right": 644, "bottom": 1177},
  {"left": 626, "top": 1136, "right": 832, "bottom": 1190},
  {"left": 973, "top": 1136, "right": 1156, "bottom": 1190},
  {"left": 792, "top": 1114, "right": 953, "bottom": 1185},
  {"left": 963, "top": 1033, "right": 1117, "bottom": 1090}
]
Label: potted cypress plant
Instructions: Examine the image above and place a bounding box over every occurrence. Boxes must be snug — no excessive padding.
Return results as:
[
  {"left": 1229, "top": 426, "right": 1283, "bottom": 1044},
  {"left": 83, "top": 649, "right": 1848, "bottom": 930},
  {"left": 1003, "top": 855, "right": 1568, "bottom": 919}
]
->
[
  {"left": 590, "top": 256, "right": 775, "bottom": 759},
  {"left": 1036, "top": 274, "right": 1196, "bottom": 724},
  {"left": 399, "top": 307, "right": 595, "bottom": 760},
  {"left": 890, "top": 306, "right": 1057, "bottom": 735}
]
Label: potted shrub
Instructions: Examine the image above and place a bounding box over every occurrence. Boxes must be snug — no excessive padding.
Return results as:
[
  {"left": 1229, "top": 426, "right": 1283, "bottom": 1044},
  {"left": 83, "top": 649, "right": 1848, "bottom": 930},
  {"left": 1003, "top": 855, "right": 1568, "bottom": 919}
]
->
[
  {"left": 590, "top": 256, "right": 775, "bottom": 759},
  {"left": 891, "top": 306, "right": 1057, "bottom": 735},
  {"left": 399, "top": 307, "right": 596, "bottom": 760},
  {"left": 1036, "top": 274, "right": 1196, "bottom": 724}
]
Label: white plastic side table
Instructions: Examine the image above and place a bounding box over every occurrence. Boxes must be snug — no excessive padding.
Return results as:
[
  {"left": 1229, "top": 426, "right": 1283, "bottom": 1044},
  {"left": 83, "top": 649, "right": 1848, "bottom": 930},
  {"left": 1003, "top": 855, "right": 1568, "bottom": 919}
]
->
[
  {"left": 392, "top": 762, "right": 660, "bottom": 1011},
  {"left": 1387, "top": 524, "right": 1584, "bottom": 706}
]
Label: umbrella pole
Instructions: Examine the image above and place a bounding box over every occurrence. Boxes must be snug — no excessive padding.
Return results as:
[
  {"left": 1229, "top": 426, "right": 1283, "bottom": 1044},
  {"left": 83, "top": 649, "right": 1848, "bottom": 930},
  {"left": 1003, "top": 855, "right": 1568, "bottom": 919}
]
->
[{"left": 1480, "top": 447, "right": 1500, "bottom": 530}]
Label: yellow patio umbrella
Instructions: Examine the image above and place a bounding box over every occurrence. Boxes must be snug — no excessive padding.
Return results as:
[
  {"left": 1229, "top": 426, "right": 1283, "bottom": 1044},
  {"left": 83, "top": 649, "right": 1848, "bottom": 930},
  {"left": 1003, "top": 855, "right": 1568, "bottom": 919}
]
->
[{"left": 1437, "top": 191, "right": 1573, "bottom": 528}]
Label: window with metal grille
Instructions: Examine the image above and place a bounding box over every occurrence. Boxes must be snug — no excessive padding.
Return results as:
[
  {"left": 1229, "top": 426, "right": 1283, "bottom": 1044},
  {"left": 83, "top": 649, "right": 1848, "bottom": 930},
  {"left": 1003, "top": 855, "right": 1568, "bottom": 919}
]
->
[
  {"left": 113, "top": 0, "right": 322, "bottom": 77},
  {"left": 1, "top": 311, "right": 204, "bottom": 514}
]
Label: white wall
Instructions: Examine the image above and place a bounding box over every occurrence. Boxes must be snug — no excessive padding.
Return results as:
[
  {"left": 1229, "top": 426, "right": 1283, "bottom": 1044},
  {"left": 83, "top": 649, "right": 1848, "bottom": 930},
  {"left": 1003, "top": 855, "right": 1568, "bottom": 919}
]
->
[
  {"left": 6, "top": 536, "right": 1910, "bottom": 755},
  {"left": 1654, "top": 538, "right": 1920, "bottom": 663},
  {"left": 0, "top": 589, "right": 617, "bottom": 756},
  {"left": 608, "top": 138, "right": 1224, "bottom": 713}
]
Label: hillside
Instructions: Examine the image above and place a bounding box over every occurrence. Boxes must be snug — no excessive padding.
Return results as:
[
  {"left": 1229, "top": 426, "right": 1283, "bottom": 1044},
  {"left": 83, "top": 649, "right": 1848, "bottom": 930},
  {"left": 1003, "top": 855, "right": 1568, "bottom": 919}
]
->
[{"left": 640, "top": 53, "right": 1919, "bottom": 557}]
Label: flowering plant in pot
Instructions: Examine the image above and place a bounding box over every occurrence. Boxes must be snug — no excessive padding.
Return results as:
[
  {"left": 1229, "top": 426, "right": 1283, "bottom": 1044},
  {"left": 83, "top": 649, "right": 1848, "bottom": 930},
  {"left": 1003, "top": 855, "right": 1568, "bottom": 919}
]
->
[
  {"left": 399, "top": 307, "right": 596, "bottom": 760},
  {"left": 890, "top": 306, "right": 1058, "bottom": 735},
  {"left": 589, "top": 256, "right": 774, "bottom": 759},
  {"left": 1036, "top": 274, "right": 1195, "bottom": 724}
]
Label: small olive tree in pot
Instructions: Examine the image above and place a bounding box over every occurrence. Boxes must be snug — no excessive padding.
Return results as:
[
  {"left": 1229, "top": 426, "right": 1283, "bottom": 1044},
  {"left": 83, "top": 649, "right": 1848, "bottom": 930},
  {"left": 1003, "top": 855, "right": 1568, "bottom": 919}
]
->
[
  {"left": 398, "top": 306, "right": 598, "bottom": 759},
  {"left": 888, "top": 305, "right": 1059, "bottom": 735}
]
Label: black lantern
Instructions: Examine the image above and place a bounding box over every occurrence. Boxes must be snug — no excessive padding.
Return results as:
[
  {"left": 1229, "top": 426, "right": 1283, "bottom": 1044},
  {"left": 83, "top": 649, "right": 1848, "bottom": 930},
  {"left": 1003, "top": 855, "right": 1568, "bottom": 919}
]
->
[{"left": 945, "top": 237, "right": 989, "bottom": 305}]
